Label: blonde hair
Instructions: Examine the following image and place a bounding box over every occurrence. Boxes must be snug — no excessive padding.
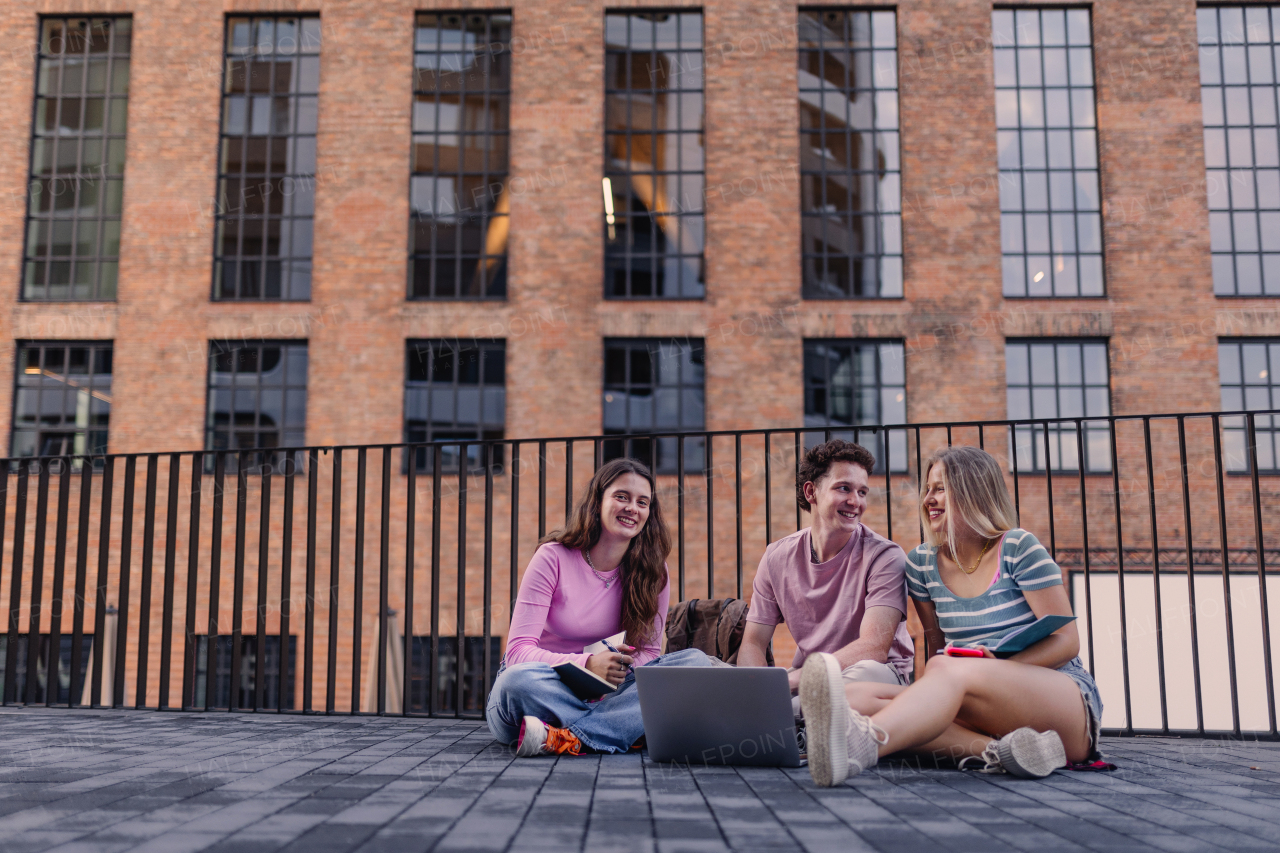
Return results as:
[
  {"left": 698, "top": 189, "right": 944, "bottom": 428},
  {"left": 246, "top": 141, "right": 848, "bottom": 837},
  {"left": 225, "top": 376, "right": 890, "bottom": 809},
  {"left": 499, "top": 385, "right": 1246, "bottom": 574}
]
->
[{"left": 921, "top": 446, "right": 1019, "bottom": 558}]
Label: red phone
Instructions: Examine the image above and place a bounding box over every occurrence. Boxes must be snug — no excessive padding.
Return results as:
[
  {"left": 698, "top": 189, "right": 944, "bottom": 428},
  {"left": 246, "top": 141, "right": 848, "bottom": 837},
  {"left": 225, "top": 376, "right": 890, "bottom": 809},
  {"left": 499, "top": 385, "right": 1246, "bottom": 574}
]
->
[{"left": 944, "top": 644, "right": 986, "bottom": 658}]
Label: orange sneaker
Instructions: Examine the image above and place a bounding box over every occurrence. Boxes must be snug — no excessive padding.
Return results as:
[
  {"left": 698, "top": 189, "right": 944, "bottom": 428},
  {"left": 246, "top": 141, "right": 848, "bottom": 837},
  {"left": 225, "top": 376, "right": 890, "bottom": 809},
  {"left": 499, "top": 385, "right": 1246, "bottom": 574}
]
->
[{"left": 516, "top": 716, "right": 582, "bottom": 757}]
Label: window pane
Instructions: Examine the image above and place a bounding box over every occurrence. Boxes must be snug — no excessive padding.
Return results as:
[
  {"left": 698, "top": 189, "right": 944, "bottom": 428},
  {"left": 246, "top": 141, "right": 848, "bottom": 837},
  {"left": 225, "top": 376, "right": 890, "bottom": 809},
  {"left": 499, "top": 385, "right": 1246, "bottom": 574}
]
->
[
  {"left": 410, "top": 13, "right": 510, "bottom": 300},
  {"left": 404, "top": 340, "right": 505, "bottom": 472},
  {"left": 603, "top": 339, "right": 704, "bottom": 473},
  {"left": 801, "top": 339, "right": 907, "bottom": 472},
  {"left": 216, "top": 15, "right": 318, "bottom": 301},
  {"left": 801, "top": 11, "right": 901, "bottom": 299},
  {"left": 23, "top": 17, "right": 130, "bottom": 301},
  {"left": 997, "top": 8, "right": 1103, "bottom": 297},
  {"left": 606, "top": 12, "right": 705, "bottom": 300},
  {"left": 1006, "top": 339, "right": 1111, "bottom": 472},
  {"left": 1220, "top": 338, "right": 1280, "bottom": 471},
  {"left": 1199, "top": 7, "right": 1280, "bottom": 295},
  {"left": 11, "top": 342, "right": 113, "bottom": 461},
  {"left": 206, "top": 341, "right": 307, "bottom": 466}
]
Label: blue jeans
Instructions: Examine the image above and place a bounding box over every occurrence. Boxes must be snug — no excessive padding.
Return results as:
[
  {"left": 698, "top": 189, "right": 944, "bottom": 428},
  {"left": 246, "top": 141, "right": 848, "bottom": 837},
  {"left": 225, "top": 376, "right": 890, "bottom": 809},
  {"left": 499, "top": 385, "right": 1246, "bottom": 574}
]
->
[{"left": 485, "top": 648, "right": 713, "bottom": 753}]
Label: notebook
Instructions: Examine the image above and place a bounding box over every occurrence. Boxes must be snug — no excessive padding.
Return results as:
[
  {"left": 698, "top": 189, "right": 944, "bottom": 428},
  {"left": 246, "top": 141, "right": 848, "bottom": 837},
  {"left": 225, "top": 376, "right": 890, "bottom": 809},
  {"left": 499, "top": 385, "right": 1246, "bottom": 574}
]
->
[
  {"left": 953, "top": 615, "right": 1077, "bottom": 658},
  {"left": 552, "top": 631, "right": 627, "bottom": 700}
]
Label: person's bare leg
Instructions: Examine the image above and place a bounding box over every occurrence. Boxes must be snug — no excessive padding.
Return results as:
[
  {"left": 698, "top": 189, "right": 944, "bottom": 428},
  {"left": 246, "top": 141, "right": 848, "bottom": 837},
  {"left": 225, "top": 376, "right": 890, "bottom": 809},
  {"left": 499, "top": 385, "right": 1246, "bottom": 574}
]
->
[
  {"left": 868, "top": 656, "right": 1091, "bottom": 763},
  {"left": 843, "top": 680, "right": 903, "bottom": 714},
  {"left": 843, "top": 681, "right": 991, "bottom": 763}
]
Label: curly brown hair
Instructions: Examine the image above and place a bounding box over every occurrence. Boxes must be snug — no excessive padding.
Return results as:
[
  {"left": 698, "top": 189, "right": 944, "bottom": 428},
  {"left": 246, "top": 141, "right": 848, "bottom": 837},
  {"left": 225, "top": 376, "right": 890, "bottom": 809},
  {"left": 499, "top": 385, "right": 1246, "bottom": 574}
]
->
[
  {"left": 795, "top": 439, "right": 876, "bottom": 512},
  {"left": 542, "top": 458, "right": 672, "bottom": 646}
]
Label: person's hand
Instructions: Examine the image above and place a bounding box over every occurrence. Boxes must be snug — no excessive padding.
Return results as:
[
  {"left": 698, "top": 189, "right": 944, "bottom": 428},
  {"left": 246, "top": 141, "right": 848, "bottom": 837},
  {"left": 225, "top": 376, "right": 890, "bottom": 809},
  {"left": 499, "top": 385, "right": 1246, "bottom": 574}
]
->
[
  {"left": 586, "top": 651, "right": 633, "bottom": 685},
  {"left": 980, "top": 646, "right": 997, "bottom": 659},
  {"left": 787, "top": 667, "right": 802, "bottom": 694}
]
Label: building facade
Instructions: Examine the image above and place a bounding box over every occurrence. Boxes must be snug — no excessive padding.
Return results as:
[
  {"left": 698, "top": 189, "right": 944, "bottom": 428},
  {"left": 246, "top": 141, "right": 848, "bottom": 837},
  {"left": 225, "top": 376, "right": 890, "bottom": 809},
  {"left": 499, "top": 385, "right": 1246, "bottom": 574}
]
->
[
  {"left": 0, "top": 1, "right": 1277, "bottom": 724},
  {"left": 0, "top": 0, "right": 1253, "bottom": 458}
]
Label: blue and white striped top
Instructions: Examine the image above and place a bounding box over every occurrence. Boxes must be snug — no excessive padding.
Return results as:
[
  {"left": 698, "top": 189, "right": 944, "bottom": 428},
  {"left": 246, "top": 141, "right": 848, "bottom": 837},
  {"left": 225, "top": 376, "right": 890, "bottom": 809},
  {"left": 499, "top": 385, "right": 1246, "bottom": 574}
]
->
[{"left": 905, "top": 529, "right": 1062, "bottom": 646}]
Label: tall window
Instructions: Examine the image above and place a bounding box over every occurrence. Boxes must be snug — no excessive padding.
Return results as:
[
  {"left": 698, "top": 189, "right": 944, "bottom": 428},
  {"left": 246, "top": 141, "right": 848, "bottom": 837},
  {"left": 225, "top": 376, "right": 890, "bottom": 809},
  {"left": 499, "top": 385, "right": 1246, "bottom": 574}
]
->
[
  {"left": 994, "top": 9, "right": 1102, "bottom": 298},
  {"left": 410, "top": 13, "right": 511, "bottom": 299},
  {"left": 405, "top": 339, "right": 506, "bottom": 471},
  {"left": 603, "top": 338, "right": 705, "bottom": 472},
  {"left": 191, "top": 635, "right": 296, "bottom": 710},
  {"left": 799, "top": 9, "right": 901, "bottom": 299},
  {"left": 803, "top": 340, "right": 907, "bottom": 472},
  {"left": 11, "top": 342, "right": 112, "bottom": 459},
  {"left": 23, "top": 17, "right": 131, "bottom": 302},
  {"left": 1006, "top": 340, "right": 1111, "bottom": 473},
  {"left": 604, "top": 11, "right": 705, "bottom": 299},
  {"left": 1199, "top": 7, "right": 1280, "bottom": 296},
  {"left": 1219, "top": 339, "right": 1280, "bottom": 472},
  {"left": 215, "top": 16, "right": 320, "bottom": 301},
  {"left": 206, "top": 341, "right": 308, "bottom": 456}
]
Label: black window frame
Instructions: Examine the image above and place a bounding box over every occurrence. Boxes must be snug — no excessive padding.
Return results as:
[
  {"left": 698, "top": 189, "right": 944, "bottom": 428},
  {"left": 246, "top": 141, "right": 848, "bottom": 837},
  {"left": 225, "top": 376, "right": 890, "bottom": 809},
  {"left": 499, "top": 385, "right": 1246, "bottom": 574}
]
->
[
  {"left": 603, "top": 337, "right": 705, "bottom": 474},
  {"left": 189, "top": 634, "right": 297, "bottom": 710},
  {"left": 409, "top": 11, "right": 512, "bottom": 301},
  {"left": 993, "top": 7, "right": 1105, "bottom": 299},
  {"left": 22, "top": 16, "right": 132, "bottom": 303},
  {"left": 802, "top": 339, "right": 907, "bottom": 473},
  {"left": 404, "top": 338, "right": 506, "bottom": 473},
  {"left": 1198, "top": 6, "right": 1280, "bottom": 297},
  {"left": 212, "top": 14, "right": 321, "bottom": 302},
  {"left": 798, "top": 8, "right": 903, "bottom": 300},
  {"left": 604, "top": 10, "right": 706, "bottom": 300},
  {"left": 0, "top": 633, "right": 93, "bottom": 705},
  {"left": 1005, "top": 338, "right": 1112, "bottom": 474},
  {"left": 10, "top": 340, "right": 113, "bottom": 462},
  {"left": 205, "top": 340, "right": 308, "bottom": 466},
  {"left": 406, "top": 635, "right": 501, "bottom": 714},
  {"left": 1218, "top": 338, "right": 1280, "bottom": 473}
]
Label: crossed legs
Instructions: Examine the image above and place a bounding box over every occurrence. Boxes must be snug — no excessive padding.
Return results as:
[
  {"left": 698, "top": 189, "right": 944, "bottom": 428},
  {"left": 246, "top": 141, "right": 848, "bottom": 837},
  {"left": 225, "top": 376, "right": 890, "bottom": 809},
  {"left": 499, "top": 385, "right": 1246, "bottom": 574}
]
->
[{"left": 843, "top": 654, "right": 1092, "bottom": 765}]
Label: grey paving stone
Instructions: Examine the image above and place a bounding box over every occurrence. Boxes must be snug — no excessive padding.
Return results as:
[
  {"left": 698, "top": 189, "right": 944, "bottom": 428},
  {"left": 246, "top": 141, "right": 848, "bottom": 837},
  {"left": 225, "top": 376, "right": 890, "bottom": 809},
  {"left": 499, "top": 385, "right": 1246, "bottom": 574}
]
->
[{"left": 3, "top": 711, "right": 1280, "bottom": 852}]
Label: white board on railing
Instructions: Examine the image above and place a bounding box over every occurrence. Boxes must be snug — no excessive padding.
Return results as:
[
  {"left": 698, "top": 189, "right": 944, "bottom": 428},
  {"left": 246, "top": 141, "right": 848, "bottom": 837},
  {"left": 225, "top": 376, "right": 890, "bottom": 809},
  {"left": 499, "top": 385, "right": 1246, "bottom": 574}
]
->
[{"left": 1074, "top": 572, "right": 1280, "bottom": 733}]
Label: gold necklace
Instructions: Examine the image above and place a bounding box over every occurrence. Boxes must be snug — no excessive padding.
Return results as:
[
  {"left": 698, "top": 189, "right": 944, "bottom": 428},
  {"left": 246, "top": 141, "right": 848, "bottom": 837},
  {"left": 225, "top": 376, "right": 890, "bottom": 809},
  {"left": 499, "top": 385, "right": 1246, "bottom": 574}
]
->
[{"left": 953, "top": 538, "right": 995, "bottom": 574}]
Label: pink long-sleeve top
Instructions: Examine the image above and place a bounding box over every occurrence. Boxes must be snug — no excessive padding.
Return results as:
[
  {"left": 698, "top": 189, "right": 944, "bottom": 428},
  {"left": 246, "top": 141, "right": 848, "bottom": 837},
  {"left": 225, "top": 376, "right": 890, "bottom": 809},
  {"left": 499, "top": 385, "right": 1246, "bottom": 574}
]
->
[{"left": 503, "top": 542, "right": 670, "bottom": 668}]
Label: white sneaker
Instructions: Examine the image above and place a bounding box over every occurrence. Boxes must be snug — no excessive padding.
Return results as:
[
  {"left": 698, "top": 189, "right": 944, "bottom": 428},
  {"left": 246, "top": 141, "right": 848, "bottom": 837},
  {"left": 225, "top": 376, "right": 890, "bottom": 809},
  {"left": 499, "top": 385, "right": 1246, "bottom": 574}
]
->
[
  {"left": 515, "top": 716, "right": 582, "bottom": 757},
  {"left": 800, "top": 653, "right": 888, "bottom": 786},
  {"left": 960, "top": 727, "right": 1066, "bottom": 778}
]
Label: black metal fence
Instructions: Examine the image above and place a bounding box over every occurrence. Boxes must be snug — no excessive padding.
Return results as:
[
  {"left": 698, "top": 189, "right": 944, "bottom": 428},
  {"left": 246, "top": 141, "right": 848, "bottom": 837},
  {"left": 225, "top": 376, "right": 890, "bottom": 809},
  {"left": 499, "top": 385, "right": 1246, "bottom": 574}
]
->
[{"left": 1, "top": 409, "right": 1277, "bottom": 739}]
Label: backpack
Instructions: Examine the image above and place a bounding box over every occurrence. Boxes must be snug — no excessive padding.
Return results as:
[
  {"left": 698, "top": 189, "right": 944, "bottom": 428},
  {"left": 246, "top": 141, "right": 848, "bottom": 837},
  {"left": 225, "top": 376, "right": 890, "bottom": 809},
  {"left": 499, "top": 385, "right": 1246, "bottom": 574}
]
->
[{"left": 664, "top": 598, "right": 774, "bottom": 666}]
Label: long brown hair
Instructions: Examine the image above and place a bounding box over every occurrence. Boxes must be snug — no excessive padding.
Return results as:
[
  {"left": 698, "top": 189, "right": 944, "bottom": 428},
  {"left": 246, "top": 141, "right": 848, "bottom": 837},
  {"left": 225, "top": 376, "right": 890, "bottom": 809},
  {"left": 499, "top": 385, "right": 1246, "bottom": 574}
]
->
[{"left": 543, "top": 457, "right": 671, "bottom": 645}]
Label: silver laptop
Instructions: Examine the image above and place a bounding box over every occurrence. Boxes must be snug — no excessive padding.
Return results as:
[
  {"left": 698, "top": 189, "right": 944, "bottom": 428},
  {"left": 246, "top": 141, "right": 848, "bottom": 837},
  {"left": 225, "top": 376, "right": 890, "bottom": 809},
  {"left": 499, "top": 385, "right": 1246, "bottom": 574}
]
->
[{"left": 635, "top": 666, "right": 802, "bottom": 767}]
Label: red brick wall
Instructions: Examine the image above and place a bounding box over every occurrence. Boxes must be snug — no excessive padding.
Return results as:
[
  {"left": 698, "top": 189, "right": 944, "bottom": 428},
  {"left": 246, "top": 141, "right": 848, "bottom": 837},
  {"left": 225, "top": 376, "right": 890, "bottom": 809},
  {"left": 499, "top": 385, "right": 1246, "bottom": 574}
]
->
[{"left": 1, "top": 0, "right": 1278, "bottom": 708}]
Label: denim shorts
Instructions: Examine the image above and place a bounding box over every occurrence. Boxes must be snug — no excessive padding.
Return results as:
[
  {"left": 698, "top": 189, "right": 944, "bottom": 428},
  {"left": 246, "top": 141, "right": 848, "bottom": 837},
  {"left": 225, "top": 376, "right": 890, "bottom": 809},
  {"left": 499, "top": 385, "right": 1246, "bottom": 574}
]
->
[{"left": 1056, "top": 655, "right": 1104, "bottom": 756}]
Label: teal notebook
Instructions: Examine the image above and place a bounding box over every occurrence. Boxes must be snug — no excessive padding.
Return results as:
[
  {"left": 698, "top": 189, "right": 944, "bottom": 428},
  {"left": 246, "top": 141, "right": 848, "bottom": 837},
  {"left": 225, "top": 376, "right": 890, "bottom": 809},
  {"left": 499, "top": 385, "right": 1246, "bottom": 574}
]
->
[{"left": 959, "top": 615, "right": 1077, "bottom": 658}]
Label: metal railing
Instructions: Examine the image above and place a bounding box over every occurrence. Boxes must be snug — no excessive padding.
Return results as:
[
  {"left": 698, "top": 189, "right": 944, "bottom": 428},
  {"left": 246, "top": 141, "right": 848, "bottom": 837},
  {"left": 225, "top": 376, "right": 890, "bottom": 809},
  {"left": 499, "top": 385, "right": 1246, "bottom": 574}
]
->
[{"left": 0, "top": 409, "right": 1277, "bottom": 739}]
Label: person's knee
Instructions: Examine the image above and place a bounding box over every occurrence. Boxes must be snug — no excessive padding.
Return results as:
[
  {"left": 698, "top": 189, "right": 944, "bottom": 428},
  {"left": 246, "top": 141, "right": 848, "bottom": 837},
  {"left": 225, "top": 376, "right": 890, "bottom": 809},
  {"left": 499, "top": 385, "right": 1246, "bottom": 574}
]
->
[
  {"left": 492, "top": 662, "right": 553, "bottom": 697},
  {"left": 921, "top": 652, "right": 961, "bottom": 681},
  {"left": 662, "top": 648, "right": 713, "bottom": 665},
  {"left": 842, "top": 660, "right": 902, "bottom": 686},
  {"left": 843, "top": 682, "right": 887, "bottom": 716},
  {"left": 921, "top": 653, "right": 978, "bottom": 688}
]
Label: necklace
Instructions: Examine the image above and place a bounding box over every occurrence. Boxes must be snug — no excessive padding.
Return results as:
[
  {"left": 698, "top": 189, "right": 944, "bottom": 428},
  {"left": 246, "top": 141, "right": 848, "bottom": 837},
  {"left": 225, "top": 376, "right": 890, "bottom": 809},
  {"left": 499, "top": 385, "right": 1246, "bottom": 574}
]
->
[
  {"left": 953, "top": 538, "right": 995, "bottom": 574},
  {"left": 583, "top": 548, "right": 620, "bottom": 589}
]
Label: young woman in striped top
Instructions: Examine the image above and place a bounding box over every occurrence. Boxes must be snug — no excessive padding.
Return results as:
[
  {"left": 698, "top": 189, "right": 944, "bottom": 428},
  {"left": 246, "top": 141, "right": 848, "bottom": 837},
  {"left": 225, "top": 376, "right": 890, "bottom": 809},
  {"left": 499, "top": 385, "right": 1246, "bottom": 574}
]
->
[{"left": 800, "top": 446, "right": 1104, "bottom": 786}]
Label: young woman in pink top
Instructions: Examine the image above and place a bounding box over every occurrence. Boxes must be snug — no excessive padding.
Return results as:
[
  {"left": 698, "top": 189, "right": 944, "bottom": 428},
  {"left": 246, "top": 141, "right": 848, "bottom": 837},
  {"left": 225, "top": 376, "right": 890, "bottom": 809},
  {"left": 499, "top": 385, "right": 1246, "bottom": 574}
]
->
[{"left": 486, "top": 457, "right": 712, "bottom": 756}]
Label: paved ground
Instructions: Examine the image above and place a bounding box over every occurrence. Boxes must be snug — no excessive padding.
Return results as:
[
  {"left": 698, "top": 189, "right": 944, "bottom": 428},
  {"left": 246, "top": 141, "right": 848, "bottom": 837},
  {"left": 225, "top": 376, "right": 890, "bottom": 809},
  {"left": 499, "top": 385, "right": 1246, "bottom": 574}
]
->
[{"left": 0, "top": 709, "right": 1277, "bottom": 853}]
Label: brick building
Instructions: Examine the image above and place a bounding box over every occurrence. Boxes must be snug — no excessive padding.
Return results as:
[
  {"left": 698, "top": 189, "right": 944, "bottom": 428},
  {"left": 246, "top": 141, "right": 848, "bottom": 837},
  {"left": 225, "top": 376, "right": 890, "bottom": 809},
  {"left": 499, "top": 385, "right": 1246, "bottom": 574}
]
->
[{"left": 0, "top": 1, "right": 1277, "bottom": 726}]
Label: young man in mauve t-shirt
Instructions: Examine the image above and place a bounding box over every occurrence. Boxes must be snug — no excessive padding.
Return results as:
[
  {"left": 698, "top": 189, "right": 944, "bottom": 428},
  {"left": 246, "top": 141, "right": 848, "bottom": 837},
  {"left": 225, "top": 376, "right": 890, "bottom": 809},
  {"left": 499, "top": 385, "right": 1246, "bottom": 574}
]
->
[{"left": 738, "top": 439, "right": 915, "bottom": 711}]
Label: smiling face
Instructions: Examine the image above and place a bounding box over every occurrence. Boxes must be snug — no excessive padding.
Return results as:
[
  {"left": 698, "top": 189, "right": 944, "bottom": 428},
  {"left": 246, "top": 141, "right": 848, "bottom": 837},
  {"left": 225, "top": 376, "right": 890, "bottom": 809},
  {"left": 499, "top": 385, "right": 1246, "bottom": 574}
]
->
[
  {"left": 599, "top": 472, "right": 652, "bottom": 542},
  {"left": 922, "top": 462, "right": 949, "bottom": 538},
  {"left": 805, "top": 461, "right": 869, "bottom": 536}
]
